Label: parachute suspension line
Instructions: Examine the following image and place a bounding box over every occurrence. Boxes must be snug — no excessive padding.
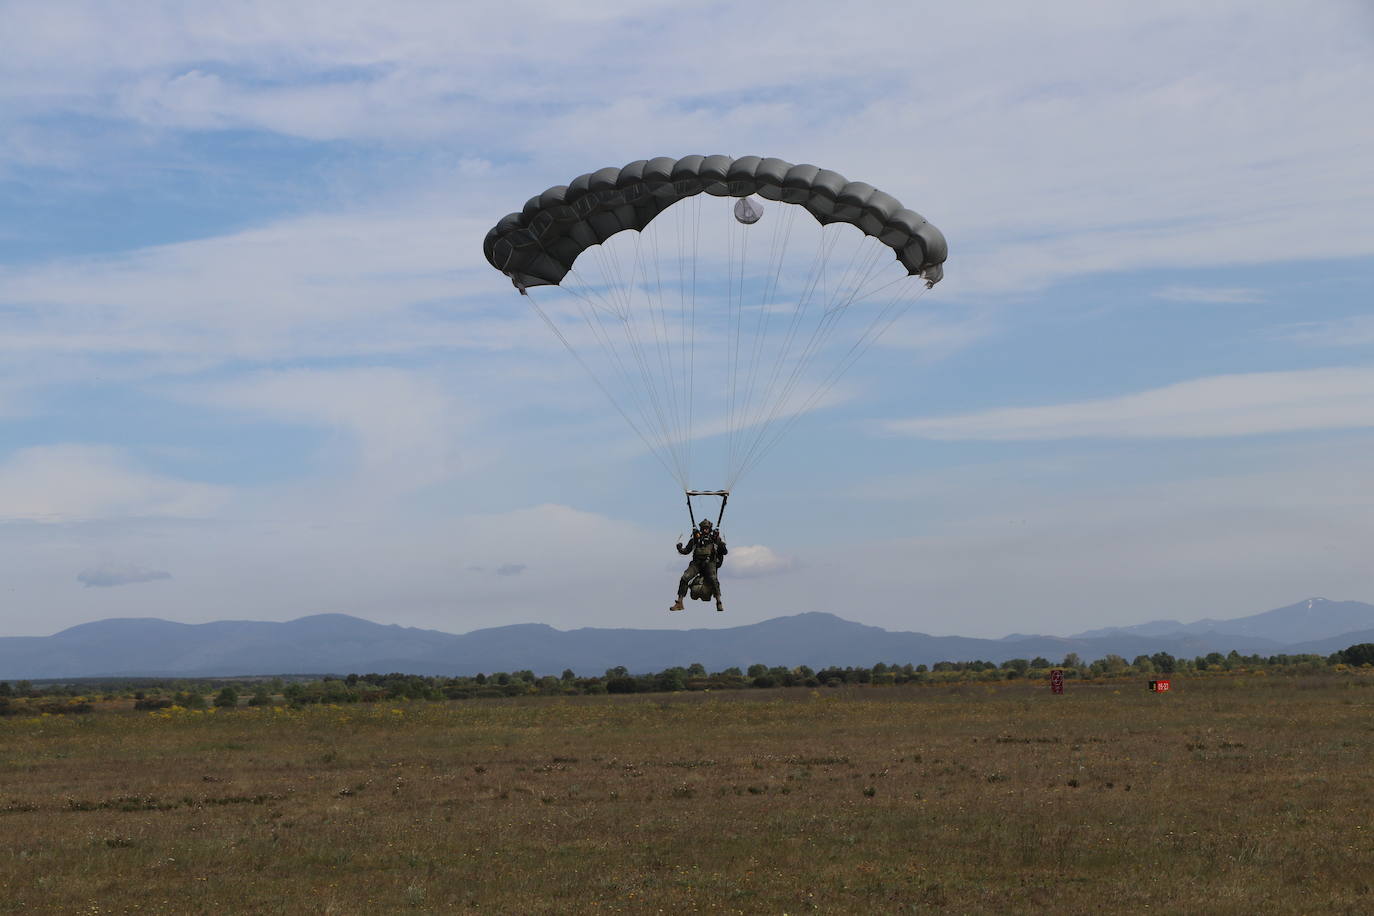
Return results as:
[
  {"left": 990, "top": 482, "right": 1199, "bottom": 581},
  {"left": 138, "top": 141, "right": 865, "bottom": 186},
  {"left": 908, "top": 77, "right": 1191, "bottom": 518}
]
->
[
  {"left": 646, "top": 220, "right": 691, "bottom": 484},
  {"left": 724, "top": 197, "right": 770, "bottom": 482},
  {"left": 523, "top": 193, "right": 937, "bottom": 495},
  {"left": 560, "top": 262, "right": 689, "bottom": 487},
  {"left": 725, "top": 198, "right": 751, "bottom": 489},
  {"left": 735, "top": 224, "right": 842, "bottom": 440},
  {"left": 537, "top": 253, "right": 658, "bottom": 447},
  {"left": 488, "top": 156, "right": 950, "bottom": 498},
  {"left": 731, "top": 202, "right": 797, "bottom": 480},
  {"left": 733, "top": 278, "right": 932, "bottom": 485},
  {"left": 687, "top": 196, "right": 702, "bottom": 486},
  {"left": 727, "top": 231, "right": 892, "bottom": 489},
  {"left": 644, "top": 216, "right": 684, "bottom": 476},
  {"left": 523, "top": 287, "right": 679, "bottom": 484},
  {"left": 770, "top": 237, "right": 888, "bottom": 405},
  {"left": 589, "top": 228, "right": 689, "bottom": 487},
  {"left": 732, "top": 260, "right": 883, "bottom": 482},
  {"left": 685, "top": 197, "right": 698, "bottom": 484},
  {"left": 561, "top": 279, "right": 677, "bottom": 478},
  {"left": 654, "top": 205, "right": 695, "bottom": 484},
  {"left": 723, "top": 225, "right": 846, "bottom": 488},
  {"left": 623, "top": 228, "right": 681, "bottom": 474},
  {"left": 735, "top": 283, "right": 926, "bottom": 484},
  {"left": 724, "top": 192, "right": 782, "bottom": 485},
  {"left": 670, "top": 199, "right": 693, "bottom": 484}
]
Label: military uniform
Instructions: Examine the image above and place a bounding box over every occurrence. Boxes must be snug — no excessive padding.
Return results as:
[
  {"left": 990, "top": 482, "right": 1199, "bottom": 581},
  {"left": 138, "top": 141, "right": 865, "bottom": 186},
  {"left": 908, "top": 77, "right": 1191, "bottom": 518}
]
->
[{"left": 677, "top": 529, "right": 727, "bottom": 601}]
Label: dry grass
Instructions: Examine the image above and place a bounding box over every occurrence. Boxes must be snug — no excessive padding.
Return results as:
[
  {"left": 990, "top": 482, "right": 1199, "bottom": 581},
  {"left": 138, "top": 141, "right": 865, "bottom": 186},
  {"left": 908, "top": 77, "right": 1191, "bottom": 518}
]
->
[{"left": 2, "top": 676, "right": 1372, "bottom": 914}]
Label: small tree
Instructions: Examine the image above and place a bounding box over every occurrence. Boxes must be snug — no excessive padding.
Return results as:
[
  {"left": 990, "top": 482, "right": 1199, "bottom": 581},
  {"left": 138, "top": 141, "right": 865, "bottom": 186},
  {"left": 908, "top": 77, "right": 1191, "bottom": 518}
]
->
[
  {"left": 1150, "top": 652, "right": 1176, "bottom": 674},
  {"left": 656, "top": 668, "right": 687, "bottom": 692},
  {"left": 214, "top": 686, "right": 239, "bottom": 708},
  {"left": 174, "top": 690, "right": 207, "bottom": 709},
  {"left": 1061, "top": 653, "right": 1082, "bottom": 669},
  {"left": 1335, "top": 643, "right": 1374, "bottom": 666}
]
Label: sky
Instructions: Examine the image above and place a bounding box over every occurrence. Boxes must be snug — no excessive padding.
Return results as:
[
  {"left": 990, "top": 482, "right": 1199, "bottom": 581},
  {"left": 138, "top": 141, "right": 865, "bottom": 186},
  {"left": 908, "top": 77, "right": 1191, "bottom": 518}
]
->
[{"left": 1, "top": 0, "right": 1372, "bottom": 639}]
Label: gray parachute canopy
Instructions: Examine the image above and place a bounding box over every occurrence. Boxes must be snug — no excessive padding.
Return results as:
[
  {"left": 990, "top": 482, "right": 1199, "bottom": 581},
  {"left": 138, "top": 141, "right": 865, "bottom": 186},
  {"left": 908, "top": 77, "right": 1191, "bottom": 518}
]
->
[{"left": 483, "top": 155, "right": 947, "bottom": 290}]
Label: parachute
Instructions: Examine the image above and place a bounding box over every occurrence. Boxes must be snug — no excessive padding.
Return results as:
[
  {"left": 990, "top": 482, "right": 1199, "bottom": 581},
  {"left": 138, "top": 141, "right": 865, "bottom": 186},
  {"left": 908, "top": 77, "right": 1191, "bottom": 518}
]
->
[{"left": 484, "top": 155, "right": 947, "bottom": 517}]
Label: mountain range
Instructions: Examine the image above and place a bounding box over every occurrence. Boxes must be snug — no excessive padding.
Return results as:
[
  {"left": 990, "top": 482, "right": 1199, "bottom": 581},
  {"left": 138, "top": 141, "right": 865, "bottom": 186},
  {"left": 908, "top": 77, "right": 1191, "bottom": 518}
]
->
[{"left": 2, "top": 597, "right": 1371, "bottom": 680}]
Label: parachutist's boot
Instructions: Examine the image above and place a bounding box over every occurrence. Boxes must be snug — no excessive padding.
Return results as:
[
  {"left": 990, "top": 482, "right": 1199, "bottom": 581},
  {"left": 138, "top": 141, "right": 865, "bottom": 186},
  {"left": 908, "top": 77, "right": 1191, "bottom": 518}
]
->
[
  {"left": 670, "top": 598, "right": 685, "bottom": 612},
  {"left": 715, "top": 598, "right": 725, "bottom": 612}
]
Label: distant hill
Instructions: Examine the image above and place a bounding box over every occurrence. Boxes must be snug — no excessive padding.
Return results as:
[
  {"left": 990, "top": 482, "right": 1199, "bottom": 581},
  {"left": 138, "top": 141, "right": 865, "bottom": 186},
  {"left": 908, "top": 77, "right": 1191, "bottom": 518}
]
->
[
  {"left": 1070, "top": 597, "right": 1374, "bottom": 644},
  {"left": 2, "top": 597, "right": 1371, "bottom": 679}
]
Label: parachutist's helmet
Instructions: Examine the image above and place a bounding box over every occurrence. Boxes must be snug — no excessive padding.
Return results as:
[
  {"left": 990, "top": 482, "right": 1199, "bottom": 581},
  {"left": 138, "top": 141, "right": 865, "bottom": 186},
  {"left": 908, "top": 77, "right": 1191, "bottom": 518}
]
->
[{"left": 699, "top": 520, "right": 713, "bottom": 530}]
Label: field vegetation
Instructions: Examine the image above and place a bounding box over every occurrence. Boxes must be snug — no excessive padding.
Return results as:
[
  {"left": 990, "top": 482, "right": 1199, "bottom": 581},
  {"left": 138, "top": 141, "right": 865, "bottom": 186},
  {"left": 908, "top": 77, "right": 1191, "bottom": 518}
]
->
[
  {"left": 3, "top": 641, "right": 1370, "bottom": 712},
  {"left": 2, "top": 670, "right": 1373, "bottom": 913}
]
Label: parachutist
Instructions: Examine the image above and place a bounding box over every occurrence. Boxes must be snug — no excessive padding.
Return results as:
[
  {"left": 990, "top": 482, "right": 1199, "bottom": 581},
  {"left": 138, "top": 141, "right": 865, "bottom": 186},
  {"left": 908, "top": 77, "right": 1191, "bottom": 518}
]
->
[
  {"left": 670, "top": 519, "right": 727, "bottom": 612},
  {"left": 484, "top": 157, "right": 947, "bottom": 601}
]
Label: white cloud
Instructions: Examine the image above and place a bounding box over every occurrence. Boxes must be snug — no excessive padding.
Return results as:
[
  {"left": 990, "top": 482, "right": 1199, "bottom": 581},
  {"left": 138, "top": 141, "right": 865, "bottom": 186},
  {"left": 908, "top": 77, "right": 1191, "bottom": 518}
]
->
[
  {"left": 1155, "top": 286, "right": 1264, "bottom": 304},
  {"left": 886, "top": 367, "right": 1374, "bottom": 441},
  {"left": 193, "top": 367, "right": 472, "bottom": 491},
  {"left": 3, "top": 2, "right": 1371, "bottom": 294},
  {"left": 872, "top": 309, "right": 996, "bottom": 357},
  {"left": 0, "top": 208, "right": 509, "bottom": 362},
  {"left": 77, "top": 565, "right": 172, "bottom": 588},
  {"left": 0, "top": 1, "right": 1371, "bottom": 644},
  {"left": 0, "top": 442, "right": 1371, "bottom": 641},
  {"left": 722, "top": 544, "right": 796, "bottom": 579},
  {"left": 0, "top": 502, "right": 677, "bottom": 635},
  {"left": 1278, "top": 316, "right": 1374, "bottom": 348},
  {"left": 805, "top": 439, "right": 1374, "bottom": 637},
  {"left": 0, "top": 445, "right": 227, "bottom": 522}
]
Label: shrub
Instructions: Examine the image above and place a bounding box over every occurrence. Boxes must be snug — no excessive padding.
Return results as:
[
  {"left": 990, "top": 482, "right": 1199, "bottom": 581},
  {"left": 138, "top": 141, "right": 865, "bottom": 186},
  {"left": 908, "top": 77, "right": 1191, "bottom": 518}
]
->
[
  {"left": 1334, "top": 643, "right": 1374, "bottom": 667},
  {"left": 605, "top": 677, "right": 638, "bottom": 694},
  {"left": 134, "top": 697, "right": 173, "bottom": 711}
]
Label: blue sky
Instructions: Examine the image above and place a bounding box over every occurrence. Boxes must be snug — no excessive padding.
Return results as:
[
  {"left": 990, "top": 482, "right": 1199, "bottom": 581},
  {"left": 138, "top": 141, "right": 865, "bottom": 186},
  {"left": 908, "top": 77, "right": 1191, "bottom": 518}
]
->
[{"left": 1, "top": 1, "right": 1372, "bottom": 639}]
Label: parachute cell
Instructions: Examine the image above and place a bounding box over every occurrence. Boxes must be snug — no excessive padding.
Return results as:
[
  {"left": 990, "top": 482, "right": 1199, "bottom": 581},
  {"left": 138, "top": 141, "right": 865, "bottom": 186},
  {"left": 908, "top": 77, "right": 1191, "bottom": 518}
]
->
[{"left": 483, "top": 155, "right": 946, "bottom": 290}]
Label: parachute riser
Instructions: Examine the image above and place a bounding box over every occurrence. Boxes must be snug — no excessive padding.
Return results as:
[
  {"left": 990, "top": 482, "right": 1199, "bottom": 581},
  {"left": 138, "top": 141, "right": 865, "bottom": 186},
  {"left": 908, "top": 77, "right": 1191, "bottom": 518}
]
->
[{"left": 685, "top": 489, "right": 730, "bottom": 530}]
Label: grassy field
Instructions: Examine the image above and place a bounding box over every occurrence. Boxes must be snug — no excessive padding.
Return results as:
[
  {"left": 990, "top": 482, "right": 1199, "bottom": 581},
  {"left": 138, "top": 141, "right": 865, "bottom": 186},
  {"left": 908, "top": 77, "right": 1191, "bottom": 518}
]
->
[{"left": 2, "top": 676, "right": 1372, "bottom": 914}]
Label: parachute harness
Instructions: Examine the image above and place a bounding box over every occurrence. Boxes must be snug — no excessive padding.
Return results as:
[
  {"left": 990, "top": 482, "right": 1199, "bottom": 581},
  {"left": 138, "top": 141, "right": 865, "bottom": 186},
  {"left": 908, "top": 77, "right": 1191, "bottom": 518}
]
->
[{"left": 685, "top": 489, "right": 729, "bottom": 532}]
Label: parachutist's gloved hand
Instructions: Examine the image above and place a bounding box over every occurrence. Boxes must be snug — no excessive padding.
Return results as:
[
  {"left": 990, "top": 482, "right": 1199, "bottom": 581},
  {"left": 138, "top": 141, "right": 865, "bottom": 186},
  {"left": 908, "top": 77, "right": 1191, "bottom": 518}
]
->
[{"left": 676, "top": 543, "right": 683, "bottom": 550}]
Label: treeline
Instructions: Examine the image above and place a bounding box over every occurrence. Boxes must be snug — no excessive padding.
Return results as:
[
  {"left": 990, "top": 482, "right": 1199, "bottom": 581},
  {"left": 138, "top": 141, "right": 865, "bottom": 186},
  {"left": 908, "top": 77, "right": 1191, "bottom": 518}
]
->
[{"left": 1, "top": 643, "right": 1371, "bottom": 713}]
